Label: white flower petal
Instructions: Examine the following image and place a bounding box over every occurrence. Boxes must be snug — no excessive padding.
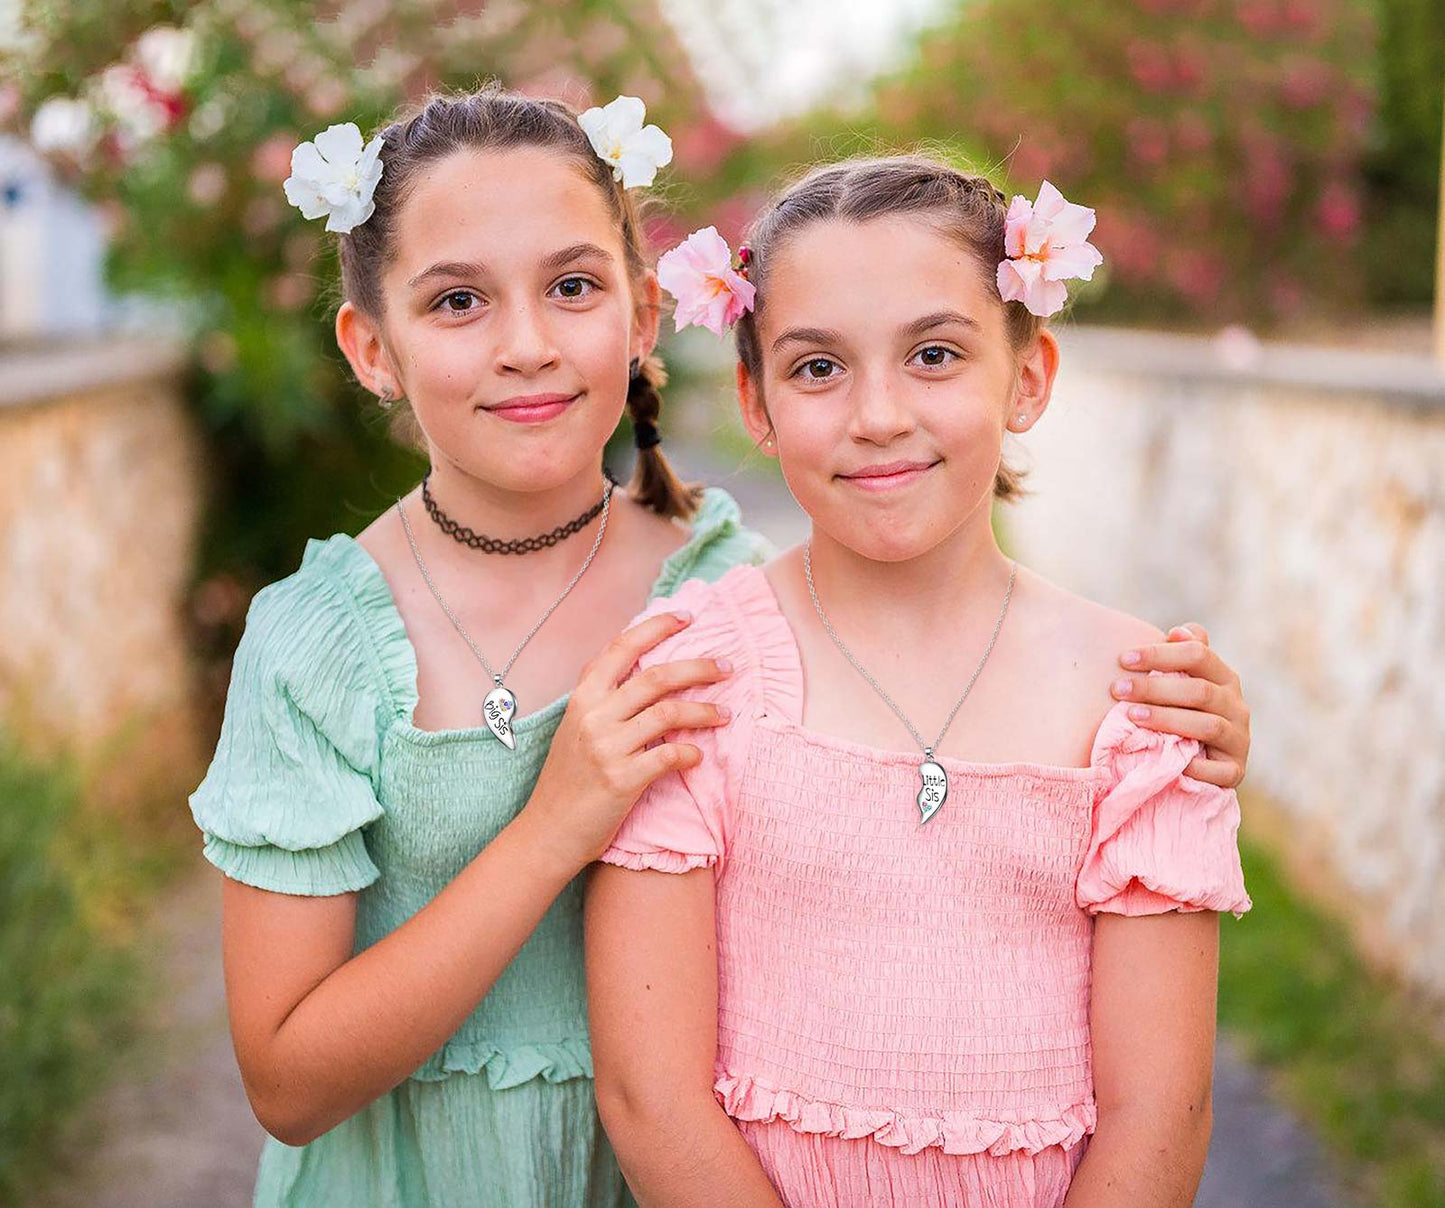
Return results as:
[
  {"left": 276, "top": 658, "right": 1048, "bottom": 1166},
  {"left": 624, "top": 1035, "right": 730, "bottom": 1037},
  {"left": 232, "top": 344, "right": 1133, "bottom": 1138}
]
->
[
  {"left": 312, "top": 122, "right": 364, "bottom": 168},
  {"left": 283, "top": 175, "right": 330, "bottom": 220},
  {"left": 600, "top": 95, "right": 646, "bottom": 134}
]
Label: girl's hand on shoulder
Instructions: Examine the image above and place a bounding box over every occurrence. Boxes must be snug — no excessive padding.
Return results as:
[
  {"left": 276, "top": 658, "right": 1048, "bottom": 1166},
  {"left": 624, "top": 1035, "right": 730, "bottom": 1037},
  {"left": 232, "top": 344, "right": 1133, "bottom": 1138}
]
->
[
  {"left": 1111, "top": 622, "right": 1251, "bottom": 789},
  {"left": 524, "top": 610, "right": 733, "bottom": 871}
]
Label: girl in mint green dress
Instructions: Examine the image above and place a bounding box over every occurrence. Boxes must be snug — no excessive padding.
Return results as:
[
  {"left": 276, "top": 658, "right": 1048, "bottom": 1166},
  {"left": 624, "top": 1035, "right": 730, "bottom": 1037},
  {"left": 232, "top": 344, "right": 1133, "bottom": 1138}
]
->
[{"left": 191, "top": 85, "right": 1255, "bottom": 1207}]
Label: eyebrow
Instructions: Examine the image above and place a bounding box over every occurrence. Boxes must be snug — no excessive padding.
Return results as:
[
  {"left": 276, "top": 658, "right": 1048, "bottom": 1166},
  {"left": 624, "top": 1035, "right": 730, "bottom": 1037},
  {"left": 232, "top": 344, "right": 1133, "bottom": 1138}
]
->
[
  {"left": 406, "top": 243, "right": 615, "bottom": 289},
  {"left": 771, "top": 326, "right": 845, "bottom": 354},
  {"left": 770, "top": 310, "right": 982, "bottom": 355},
  {"left": 901, "top": 310, "right": 982, "bottom": 338}
]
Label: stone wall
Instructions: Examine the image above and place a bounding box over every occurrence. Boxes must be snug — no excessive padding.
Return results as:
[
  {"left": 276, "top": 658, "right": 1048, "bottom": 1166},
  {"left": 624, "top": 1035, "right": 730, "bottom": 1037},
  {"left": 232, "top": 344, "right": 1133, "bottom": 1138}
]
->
[
  {"left": 1007, "top": 326, "right": 1445, "bottom": 993},
  {"left": 0, "top": 337, "right": 205, "bottom": 805}
]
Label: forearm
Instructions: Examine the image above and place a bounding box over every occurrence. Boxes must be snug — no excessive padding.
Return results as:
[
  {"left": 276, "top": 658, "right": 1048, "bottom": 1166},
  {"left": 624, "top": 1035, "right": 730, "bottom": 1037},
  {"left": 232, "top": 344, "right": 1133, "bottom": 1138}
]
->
[
  {"left": 241, "top": 807, "right": 578, "bottom": 1143},
  {"left": 601, "top": 1092, "right": 783, "bottom": 1207},
  {"left": 1063, "top": 1103, "right": 1211, "bottom": 1207}
]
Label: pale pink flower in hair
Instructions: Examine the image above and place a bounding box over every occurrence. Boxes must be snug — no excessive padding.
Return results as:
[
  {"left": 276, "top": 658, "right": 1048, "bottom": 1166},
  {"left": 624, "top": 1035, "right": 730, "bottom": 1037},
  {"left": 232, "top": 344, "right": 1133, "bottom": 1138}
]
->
[
  {"left": 656, "top": 226, "right": 756, "bottom": 335},
  {"left": 996, "top": 180, "right": 1104, "bottom": 318}
]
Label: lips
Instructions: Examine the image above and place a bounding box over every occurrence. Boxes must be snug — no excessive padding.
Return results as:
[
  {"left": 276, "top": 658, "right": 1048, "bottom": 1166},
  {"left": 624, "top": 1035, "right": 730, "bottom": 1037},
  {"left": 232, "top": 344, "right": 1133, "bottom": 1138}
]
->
[
  {"left": 484, "top": 392, "right": 579, "bottom": 424},
  {"left": 839, "top": 459, "right": 940, "bottom": 492}
]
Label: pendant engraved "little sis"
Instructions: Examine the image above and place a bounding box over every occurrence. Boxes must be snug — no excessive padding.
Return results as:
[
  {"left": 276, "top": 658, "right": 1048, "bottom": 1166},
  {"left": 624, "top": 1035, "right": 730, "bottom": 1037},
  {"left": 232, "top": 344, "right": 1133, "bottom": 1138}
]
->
[{"left": 917, "top": 758, "right": 948, "bottom": 824}]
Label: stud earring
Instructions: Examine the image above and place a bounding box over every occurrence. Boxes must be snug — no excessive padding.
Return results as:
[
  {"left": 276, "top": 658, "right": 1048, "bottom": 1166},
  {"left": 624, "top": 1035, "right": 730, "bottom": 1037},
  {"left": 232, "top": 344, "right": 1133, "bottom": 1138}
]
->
[{"left": 378, "top": 385, "right": 395, "bottom": 409}]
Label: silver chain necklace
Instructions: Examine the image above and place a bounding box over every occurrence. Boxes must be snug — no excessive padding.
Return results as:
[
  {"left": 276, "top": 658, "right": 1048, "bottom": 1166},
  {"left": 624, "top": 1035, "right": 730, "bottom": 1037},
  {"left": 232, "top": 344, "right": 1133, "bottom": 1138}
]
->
[
  {"left": 396, "top": 478, "right": 615, "bottom": 750},
  {"left": 803, "top": 542, "right": 1017, "bottom": 823}
]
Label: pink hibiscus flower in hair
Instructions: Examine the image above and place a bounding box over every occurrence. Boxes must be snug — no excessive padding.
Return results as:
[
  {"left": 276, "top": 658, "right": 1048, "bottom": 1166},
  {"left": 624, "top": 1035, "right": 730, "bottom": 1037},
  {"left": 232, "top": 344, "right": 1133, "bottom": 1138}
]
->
[
  {"left": 656, "top": 226, "right": 756, "bottom": 335},
  {"left": 996, "top": 181, "right": 1105, "bottom": 318}
]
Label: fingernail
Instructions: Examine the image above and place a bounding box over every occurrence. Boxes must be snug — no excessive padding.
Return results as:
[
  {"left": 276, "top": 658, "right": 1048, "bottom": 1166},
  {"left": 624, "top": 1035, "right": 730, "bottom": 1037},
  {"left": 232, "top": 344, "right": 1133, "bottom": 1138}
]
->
[
  {"left": 1129, "top": 705, "right": 1150, "bottom": 721},
  {"left": 716, "top": 659, "right": 733, "bottom": 674},
  {"left": 673, "top": 610, "right": 692, "bottom": 624},
  {"left": 716, "top": 705, "right": 732, "bottom": 721},
  {"left": 1112, "top": 679, "right": 1132, "bottom": 697},
  {"left": 1121, "top": 650, "right": 1142, "bottom": 666}
]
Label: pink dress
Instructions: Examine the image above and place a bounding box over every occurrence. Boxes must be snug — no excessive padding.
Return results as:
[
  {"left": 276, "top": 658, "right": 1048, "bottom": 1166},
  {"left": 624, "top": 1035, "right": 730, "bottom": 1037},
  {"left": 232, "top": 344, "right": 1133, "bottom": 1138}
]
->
[{"left": 599, "top": 565, "right": 1251, "bottom": 1207}]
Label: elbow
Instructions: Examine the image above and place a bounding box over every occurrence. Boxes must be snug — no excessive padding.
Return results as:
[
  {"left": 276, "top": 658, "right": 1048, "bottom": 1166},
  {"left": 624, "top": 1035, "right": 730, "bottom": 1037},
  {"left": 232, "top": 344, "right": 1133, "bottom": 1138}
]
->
[
  {"left": 242, "top": 1074, "right": 334, "bottom": 1149},
  {"left": 594, "top": 1065, "right": 700, "bottom": 1154}
]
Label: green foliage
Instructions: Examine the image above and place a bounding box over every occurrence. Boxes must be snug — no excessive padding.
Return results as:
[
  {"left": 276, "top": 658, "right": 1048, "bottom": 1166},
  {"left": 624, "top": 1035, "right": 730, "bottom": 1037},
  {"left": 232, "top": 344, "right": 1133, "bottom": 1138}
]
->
[
  {"left": 1362, "top": 0, "right": 1445, "bottom": 307},
  {"left": 0, "top": 740, "right": 146, "bottom": 1203},
  {"left": 1220, "top": 834, "right": 1445, "bottom": 1205}
]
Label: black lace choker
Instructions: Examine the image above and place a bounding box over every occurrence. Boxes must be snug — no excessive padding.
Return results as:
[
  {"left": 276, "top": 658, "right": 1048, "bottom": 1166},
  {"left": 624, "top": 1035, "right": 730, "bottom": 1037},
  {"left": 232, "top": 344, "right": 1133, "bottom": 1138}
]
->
[{"left": 420, "top": 473, "right": 616, "bottom": 555}]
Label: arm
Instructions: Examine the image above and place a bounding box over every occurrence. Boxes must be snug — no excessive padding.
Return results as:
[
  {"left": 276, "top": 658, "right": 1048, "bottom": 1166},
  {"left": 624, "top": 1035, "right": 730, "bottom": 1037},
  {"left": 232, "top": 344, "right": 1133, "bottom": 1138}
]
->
[
  {"left": 585, "top": 863, "right": 783, "bottom": 1207},
  {"left": 1113, "top": 625, "right": 1251, "bottom": 788},
  {"left": 1063, "top": 912, "right": 1219, "bottom": 1207},
  {"left": 224, "top": 611, "right": 732, "bottom": 1146}
]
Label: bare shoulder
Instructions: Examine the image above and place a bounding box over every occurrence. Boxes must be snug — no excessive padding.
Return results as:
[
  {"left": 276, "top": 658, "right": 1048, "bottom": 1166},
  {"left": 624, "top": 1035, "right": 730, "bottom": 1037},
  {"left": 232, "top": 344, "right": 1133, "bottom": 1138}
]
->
[
  {"left": 1014, "top": 564, "right": 1163, "bottom": 668},
  {"left": 1008, "top": 565, "right": 1164, "bottom": 749}
]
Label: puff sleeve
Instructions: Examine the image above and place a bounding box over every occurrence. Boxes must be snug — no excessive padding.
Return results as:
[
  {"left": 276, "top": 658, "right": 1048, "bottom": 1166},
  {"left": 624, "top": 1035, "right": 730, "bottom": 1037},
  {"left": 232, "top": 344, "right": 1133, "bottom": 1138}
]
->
[
  {"left": 1076, "top": 676, "right": 1251, "bottom": 918},
  {"left": 600, "top": 567, "right": 795, "bottom": 874},
  {"left": 188, "top": 568, "right": 387, "bottom": 896}
]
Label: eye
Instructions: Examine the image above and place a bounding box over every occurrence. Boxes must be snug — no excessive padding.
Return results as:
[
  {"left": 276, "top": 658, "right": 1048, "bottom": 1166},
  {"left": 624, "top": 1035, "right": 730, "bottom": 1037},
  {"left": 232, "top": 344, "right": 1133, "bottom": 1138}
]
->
[
  {"left": 792, "top": 356, "right": 841, "bottom": 382},
  {"left": 436, "top": 289, "right": 481, "bottom": 315},
  {"left": 550, "top": 276, "right": 598, "bottom": 300},
  {"left": 912, "top": 345, "right": 959, "bottom": 368}
]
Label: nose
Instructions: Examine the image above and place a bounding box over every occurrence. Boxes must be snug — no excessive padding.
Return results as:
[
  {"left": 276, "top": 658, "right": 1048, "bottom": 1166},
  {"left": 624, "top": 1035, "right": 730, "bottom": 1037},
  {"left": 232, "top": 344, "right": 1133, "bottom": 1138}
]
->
[
  {"left": 493, "top": 299, "right": 560, "bottom": 377},
  {"left": 847, "top": 366, "right": 915, "bottom": 446}
]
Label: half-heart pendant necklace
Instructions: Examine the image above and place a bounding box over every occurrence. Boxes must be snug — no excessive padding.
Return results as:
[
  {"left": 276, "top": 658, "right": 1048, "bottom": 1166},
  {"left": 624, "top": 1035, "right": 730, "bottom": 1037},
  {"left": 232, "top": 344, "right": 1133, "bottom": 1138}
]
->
[
  {"left": 396, "top": 475, "right": 615, "bottom": 750},
  {"left": 803, "top": 544, "right": 1017, "bottom": 823}
]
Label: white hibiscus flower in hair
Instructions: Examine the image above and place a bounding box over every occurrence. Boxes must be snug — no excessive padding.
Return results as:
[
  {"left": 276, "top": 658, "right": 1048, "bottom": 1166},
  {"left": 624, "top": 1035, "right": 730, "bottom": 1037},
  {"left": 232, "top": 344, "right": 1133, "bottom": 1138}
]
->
[
  {"left": 578, "top": 95, "right": 673, "bottom": 188},
  {"left": 282, "top": 122, "right": 384, "bottom": 233}
]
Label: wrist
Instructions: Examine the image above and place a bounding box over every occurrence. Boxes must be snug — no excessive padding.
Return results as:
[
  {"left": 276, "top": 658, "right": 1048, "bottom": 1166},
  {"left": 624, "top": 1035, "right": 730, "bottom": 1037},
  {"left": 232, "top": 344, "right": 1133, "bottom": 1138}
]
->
[{"left": 507, "top": 792, "right": 594, "bottom": 884}]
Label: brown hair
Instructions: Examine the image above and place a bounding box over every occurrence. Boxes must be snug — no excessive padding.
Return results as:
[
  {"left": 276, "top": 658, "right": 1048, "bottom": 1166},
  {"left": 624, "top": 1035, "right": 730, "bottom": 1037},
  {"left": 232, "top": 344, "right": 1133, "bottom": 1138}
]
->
[
  {"left": 337, "top": 82, "right": 701, "bottom": 520},
  {"left": 734, "top": 155, "right": 1048, "bottom": 503}
]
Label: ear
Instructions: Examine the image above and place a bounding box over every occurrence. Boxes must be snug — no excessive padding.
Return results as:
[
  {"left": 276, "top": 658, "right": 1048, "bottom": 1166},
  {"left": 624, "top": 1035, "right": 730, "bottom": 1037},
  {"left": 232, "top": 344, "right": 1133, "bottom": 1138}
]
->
[
  {"left": 736, "top": 360, "right": 775, "bottom": 457},
  {"left": 1006, "top": 327, "right": 1060, "bottom": 433},
  {"left": 630, "top": 271, "right": 662, "bottom": 365},
  {"left": 335, "top": 301, "right": 400, "bottom": 398}
]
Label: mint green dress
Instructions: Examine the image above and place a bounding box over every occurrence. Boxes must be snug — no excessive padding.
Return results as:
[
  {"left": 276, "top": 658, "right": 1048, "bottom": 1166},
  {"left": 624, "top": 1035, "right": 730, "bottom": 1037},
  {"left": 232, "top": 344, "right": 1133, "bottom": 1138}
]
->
[{"left": 189, "top": 488, "right": 772, "bottom": 1208}]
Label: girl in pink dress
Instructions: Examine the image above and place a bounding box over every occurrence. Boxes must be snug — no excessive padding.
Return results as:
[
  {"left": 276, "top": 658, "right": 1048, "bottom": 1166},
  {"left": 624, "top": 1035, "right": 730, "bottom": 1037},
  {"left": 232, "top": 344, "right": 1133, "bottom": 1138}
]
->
[{"left": 585, "top": 157, "right": 1252, "bottom": 1207}]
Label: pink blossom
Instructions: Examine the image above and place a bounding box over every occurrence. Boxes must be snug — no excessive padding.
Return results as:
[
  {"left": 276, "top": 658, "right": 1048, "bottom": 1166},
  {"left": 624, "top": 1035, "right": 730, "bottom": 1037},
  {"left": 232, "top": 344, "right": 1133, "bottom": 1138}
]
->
[
  {"left": 1125, "top": 40, "right": 1172, "bottom": 94},
  {"left": 252, "top": 132, "right": 296, "bottom": 182},
  {"left": 1316, "top": 181, "right": 1361, "bottom": 243},
  {"left": 1280, "top": 58, "right": 1331, "bottom": 109},
  {"left": 656, "top": 227, "right": 755, "bottom": 336},
  {"left": 1126, "top": 117, "right": 1170, "bottom": 170},
  {"left": 996, "top": 181, "right": 1104, "bottom": 318}
]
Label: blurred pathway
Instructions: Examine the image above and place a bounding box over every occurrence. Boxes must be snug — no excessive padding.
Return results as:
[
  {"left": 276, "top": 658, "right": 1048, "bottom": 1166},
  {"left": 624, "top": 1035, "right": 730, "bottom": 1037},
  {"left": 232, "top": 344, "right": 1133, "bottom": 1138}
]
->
[{"left": 35, "top": 445, "right": 1349, "bottom": 1207}]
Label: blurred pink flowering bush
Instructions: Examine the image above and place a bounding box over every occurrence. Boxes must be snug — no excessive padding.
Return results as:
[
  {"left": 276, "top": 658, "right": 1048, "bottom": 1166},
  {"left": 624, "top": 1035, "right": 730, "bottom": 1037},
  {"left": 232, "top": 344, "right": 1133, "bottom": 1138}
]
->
[{"left": 862, "top": 0, "right": 1382, "bottom": 324}]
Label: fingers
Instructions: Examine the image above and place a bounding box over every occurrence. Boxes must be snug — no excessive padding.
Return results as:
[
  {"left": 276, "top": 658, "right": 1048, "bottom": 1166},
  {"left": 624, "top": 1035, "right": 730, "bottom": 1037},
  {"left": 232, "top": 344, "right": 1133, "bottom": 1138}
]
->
[
  {"left": 1167, "top": 622, "right": 1210, "bottom": 645},
  {"left": 1182, "top": 754, "right": 1243, "bottom": 790},
  {"left": 584, "top": 611, "right": 695, "bottom": 690},
  {"left": 609, "top": 657, "right": 733, "bottom": 722},
  {"left": 628, "top": 699, "right": 731, "bottom": 750},
  {"left": 1123, "top": 702, "right": 1247, "bottom": 764},
  {"left": 1110, "top": 671, "right": 1231, "bottom": 716},
  {"left": 631, "top": 741, "right": 703, "bottom": 786},
  {"left": 1118, "top": 637, "right": 1238, "bottom": 687}
]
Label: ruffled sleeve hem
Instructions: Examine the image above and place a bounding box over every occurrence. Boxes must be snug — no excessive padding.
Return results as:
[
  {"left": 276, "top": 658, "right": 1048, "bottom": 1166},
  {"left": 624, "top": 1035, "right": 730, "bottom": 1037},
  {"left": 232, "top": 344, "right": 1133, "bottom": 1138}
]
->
[
  {"left": 1077, "top": 678, "right": 1251, "bottom": 919},
  {"left": 412, "top": 1037, "right": 593, "bottom": 1088},
  {"left": 203, "top": 830, "right": 379, "bottom": 896},
  {"left": 596, "top": 847, "right": 717, "bottom": 873},
  {"left": 303, "top": 534, "right": 419, "bottom": 720},
  {"left": 714, "top": 1071, "right": 1095, "bottom": 1157}
]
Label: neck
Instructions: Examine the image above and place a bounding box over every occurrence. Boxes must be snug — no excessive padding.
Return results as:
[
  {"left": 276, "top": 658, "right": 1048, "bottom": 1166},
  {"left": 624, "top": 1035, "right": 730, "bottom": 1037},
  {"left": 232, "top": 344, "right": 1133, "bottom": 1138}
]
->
[{"left": 805, "top": 515, "right": 1012, "bottom": 637}]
